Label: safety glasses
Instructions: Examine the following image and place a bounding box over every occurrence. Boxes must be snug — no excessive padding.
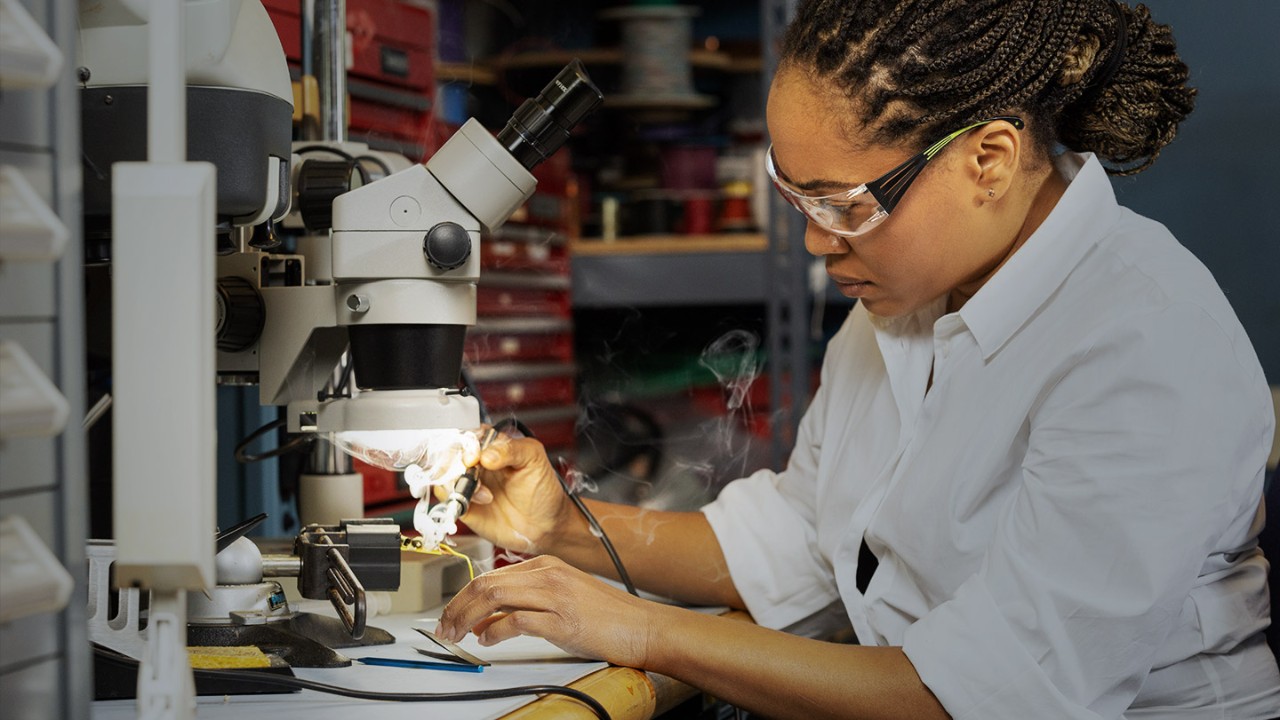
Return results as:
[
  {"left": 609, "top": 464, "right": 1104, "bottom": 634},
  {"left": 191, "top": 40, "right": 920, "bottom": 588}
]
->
[{"left": 765, "top": 116, "right": 1024, "bottom": 237}]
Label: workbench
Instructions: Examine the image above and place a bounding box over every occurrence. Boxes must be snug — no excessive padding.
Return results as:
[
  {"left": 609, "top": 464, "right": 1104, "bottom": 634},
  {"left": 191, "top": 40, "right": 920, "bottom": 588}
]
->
[{"left": 90, "top": 608, "right": 746, "bottom": 720}]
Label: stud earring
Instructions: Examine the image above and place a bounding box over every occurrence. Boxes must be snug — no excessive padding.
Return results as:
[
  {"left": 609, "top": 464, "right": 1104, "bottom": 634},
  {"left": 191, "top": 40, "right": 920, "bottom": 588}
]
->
[{"left": 987, "top": 188, "right": 996, "bottom": 198}]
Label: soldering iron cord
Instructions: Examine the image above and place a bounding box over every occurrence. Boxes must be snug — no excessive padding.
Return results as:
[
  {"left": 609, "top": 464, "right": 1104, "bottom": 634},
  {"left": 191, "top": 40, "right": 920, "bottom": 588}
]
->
[
  {"left": 92, "top": 645, "right": 611, "bottom": 719},
  {"left": 490, "top": 417, "right": 639, "bottom": 597}
]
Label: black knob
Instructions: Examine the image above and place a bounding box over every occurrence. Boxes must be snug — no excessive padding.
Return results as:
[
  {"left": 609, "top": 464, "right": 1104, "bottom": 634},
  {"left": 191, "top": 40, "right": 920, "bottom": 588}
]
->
[
  {"left": 423, "top": 222, "right": 472, "bottom": 271},
  {"left": 216, "top": 277, "right": 266, "bottom": 352},
  {"left": 295, "top": 158, "right": 357, "bottom": 232}
]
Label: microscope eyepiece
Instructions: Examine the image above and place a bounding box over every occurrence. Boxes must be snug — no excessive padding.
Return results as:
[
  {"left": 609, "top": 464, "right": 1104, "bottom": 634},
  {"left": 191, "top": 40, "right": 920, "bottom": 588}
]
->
[{"left": 497, "top": 59, "right": 603, "bottom": 171}]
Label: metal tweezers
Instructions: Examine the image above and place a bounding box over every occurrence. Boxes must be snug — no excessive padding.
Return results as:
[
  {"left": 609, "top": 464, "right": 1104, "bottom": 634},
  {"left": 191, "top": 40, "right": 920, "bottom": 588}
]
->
[{"left": 413, "top": 626, "right": 491, "bottom": 667}]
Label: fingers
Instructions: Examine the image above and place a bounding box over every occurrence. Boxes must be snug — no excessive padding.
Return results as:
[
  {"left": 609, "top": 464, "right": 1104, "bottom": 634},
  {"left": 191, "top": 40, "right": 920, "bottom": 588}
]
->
[
  {"left": 473, "top": 610, "right": 570, "bottom": 649},
  {"left": 460, "top": 443, "right": 480, "bottom": 469},
  {"left": 469, "top": 611, "right": 507, "bottom": 637},
  {"left": 433, "top": 556, "right": 657, "bottom": 667},
  {"left": 480, "top": 435, "right": 550, "bottom": 473},
  {"left": 437, "top": 560, "right": 563, "bottom": 642},
  {"left": 436, "top": 556, "right": 571, "bottom": 643},
  {"left": 471, "top": 484, "right": 493, "bottom": 504},
  {"left": 439, "top": 432, "right": 542, "bottom": 502},
  {"left": 431, "top": 477, "right": 492, "bottom": 504}
]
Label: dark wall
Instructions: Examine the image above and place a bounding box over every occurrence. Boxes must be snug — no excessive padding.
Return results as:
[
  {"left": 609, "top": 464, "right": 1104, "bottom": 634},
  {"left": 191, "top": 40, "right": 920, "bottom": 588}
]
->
[{"left": 1109, "top": 0, "right": 1280, "bottom": 383}]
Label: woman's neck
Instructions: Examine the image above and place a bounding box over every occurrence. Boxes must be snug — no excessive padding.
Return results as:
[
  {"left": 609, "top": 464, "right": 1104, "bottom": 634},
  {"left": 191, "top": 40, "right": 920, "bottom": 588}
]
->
[{"left": 946, "top": 162, "right": 1068, "bottom": 314}]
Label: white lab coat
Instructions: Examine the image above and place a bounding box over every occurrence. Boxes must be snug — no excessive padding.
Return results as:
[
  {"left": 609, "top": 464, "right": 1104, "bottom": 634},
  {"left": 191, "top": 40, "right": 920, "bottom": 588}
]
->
[{"left": 702, "top": 153, "right": 1280, "bottom": 718}]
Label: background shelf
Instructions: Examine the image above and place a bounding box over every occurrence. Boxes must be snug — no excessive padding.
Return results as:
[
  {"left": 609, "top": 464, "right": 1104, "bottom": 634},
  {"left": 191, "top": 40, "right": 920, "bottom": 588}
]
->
[
  {"left": 572, "top": 233, "right": 765, "bottom": 255},
  {"left": 571, "top": 235, "right": 768, "bottom": 307}
]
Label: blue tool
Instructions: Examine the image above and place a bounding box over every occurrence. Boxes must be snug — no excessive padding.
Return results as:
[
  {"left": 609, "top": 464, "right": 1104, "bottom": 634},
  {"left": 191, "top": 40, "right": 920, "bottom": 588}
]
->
[{"left": 354, "top": 657, "right": 484, "bottom": 673}]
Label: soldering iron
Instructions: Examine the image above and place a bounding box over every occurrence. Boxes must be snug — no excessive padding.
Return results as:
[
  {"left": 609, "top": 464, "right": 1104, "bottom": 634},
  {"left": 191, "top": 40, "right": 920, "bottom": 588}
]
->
[{"left": 422, "top": 426, "right": 499, "bottom": 546}]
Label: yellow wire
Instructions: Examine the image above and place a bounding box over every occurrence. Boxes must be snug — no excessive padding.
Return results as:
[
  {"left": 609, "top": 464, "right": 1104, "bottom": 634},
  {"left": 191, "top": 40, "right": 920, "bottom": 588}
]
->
[
  {"left": 434, "top": 542, "right": 475, "bottom": 581},
  {"left": 399, "top": 534, "right": 475, "bottom": 582}
]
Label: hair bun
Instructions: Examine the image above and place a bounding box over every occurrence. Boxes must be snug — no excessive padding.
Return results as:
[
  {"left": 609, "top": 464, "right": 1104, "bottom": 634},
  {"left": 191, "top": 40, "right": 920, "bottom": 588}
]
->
[{"left": 1059, "top": 3, "right": 1196, "bottom": 175}]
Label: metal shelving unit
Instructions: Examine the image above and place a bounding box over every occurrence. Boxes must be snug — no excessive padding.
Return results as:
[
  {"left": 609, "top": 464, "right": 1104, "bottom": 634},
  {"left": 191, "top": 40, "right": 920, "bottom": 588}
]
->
[
  {"left": 564, "top": 0, "right": 815, "bottom": 469},
  {"left": 760, "top": 0, "right": 811, "bottom": 468}
]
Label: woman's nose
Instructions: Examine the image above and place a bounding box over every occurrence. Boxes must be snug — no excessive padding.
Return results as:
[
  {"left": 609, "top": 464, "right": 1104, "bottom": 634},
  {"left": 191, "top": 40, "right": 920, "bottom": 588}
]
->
[{"left": 803, "top": 223, "right": 848, "bottom": 256}]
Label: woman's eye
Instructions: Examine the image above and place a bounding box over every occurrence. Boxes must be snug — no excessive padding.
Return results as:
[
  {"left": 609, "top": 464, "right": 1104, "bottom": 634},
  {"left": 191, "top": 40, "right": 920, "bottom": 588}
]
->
[
  {"left": 811, "top": 206, "right": 836, "bottom": 225},
  {"left": 834, "top": 202, "right": 875, "bottom": 222}
]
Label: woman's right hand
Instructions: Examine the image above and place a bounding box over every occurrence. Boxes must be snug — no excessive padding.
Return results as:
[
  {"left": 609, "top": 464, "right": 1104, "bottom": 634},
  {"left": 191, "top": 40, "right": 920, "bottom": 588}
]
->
[{"left": 440, "top": 432, "right": 576, "bottom": 554}]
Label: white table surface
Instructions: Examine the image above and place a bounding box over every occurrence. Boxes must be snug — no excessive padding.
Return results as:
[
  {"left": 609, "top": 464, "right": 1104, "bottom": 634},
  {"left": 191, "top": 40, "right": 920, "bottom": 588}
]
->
[{"left": 92, "top": 610, "right": 609, "bottom": 720}]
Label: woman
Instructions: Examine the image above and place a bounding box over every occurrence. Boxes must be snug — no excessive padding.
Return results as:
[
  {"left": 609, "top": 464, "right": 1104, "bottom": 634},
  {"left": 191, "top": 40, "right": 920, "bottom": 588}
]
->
[{"left": 437, "top": 1, "right": 1279, "bottom": 717}]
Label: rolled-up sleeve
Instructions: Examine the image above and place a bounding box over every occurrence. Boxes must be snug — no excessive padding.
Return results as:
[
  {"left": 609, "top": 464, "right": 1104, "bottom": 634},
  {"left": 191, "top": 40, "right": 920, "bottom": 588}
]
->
[
  {"left": 702, "top": 470, "right": 839, "bottom": 629},
  {"left": 902, "top": 303, "right": 1273, "bottom": 718},
  {"left": 702, "top": 338, "right": 841, "bottom": 630}
]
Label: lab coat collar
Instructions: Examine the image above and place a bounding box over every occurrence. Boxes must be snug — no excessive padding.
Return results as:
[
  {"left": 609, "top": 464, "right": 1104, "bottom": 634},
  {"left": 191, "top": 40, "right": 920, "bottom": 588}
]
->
[{"left": 959, "top": 152, "right": 1122, "bottom": 361}]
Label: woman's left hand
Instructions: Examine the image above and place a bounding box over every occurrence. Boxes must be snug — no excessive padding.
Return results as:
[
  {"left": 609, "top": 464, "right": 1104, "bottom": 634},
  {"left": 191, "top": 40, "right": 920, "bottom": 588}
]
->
[{"left": 435, "top": 555, "right": 661, "bottom": 668}]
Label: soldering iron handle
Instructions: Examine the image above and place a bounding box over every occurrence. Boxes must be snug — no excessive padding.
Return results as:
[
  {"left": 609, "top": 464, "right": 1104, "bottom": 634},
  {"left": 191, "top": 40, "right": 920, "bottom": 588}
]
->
[
  {"left": 450, "top": 427, "right": 498, "bottom": 518},
  {"left": 450, "top": 471, "right": 480, "bottom": 516}
]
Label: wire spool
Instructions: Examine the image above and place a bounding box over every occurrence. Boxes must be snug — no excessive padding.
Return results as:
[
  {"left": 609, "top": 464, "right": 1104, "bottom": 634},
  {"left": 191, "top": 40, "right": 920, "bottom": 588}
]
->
[{"left": 600, "top": 5, "right": 713, "bottom": 109}]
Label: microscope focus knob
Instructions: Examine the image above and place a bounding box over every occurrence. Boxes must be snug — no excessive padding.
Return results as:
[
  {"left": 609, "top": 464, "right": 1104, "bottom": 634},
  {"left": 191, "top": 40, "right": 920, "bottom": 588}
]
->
[
  {"left": 296, "top": 158, "right": 358, "bottom": 232},
  {"left": 215, "top": 277, "right": 266, "bottom": 352},
  {"left": 423, "top": 222, "right": 472, "bottom": 271}
]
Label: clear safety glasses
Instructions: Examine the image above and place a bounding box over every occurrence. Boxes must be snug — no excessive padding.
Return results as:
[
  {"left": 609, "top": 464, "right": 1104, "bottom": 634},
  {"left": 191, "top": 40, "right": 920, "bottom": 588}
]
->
[{"left": 765, "top": 116, "right": 1024, "bottom": 237}]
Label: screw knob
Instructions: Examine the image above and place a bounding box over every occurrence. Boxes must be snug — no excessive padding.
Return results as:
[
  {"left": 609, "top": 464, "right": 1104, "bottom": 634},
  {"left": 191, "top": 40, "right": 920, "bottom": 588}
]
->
[{"left": 423, "top": 222, "right": 472, "bottom": 271}]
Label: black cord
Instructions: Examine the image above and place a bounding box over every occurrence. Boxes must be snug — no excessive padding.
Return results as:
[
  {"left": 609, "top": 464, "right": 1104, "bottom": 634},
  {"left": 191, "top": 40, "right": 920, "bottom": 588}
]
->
[
  {"left": 491, "top": 418, "right": 639, "bottom": 597},
  {"left": 234, "top": 418, "right": 311, "bottom": 464},
  {"left": 92, "top": 645, "right": 610, "bottom": 719},
  {"left": 335, "top": 358, "right": 354, "bottom": 397},
  {"left": 461, "top": 366, "right": 491, "bottom": 424},
  {"left": 293, "top": 148, "right": 395, "bottom": 184},
  {"left": 317, "top": 358, "right": 356, "bottom": 402},
  {"left": 292, "top": 145, "right": 371, "bottom": 185},
  {"left": 356, "top": 154, "right": 394, "bottom": 178},
  {"left": 202, "top": 670, "right": 611, "bottom": 717}
]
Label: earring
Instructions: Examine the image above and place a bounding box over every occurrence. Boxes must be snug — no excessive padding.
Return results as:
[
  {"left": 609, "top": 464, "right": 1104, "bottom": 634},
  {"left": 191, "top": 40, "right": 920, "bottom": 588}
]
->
[{"left": 987, "top": 188, "right": 996, "bottom": 199}]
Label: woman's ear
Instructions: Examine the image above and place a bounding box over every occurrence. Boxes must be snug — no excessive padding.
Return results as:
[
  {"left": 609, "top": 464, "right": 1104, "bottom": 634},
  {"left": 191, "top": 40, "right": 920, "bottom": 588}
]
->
[{"left": 964, "top": 119, "right": 1022, "bottom": 204}]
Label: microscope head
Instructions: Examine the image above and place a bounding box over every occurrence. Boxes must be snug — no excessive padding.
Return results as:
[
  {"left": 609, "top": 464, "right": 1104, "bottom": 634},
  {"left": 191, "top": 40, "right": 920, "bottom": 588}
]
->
[
  {"left": 312, "top": 61, "right": 602, "bottom": 471},
  {"left": 78, "top": 0, "right": 294, "bottom": 234}
]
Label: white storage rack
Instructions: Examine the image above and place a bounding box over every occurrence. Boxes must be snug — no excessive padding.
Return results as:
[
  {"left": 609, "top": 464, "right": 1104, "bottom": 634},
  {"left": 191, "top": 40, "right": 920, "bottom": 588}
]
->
[{"left": 0, "top": 0, "right": 90, "bottom": 718}]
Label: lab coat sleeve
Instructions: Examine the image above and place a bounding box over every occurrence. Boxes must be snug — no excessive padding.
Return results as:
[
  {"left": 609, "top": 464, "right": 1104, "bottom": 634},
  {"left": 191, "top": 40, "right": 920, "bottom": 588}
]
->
[
  {"left": 700, "top": 319, "right": 848, "bottom": 630},
  {"left": 901, "top": 302, "right": 1274, "bottom": 719}
]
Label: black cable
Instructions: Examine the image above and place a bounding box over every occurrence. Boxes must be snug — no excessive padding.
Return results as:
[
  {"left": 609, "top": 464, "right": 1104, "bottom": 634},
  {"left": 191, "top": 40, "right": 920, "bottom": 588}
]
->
[
  {"left": 335, "top": 358, "right": 354, "bottom": 397},
  {"left": 202, "top": 670, "right": 612, "bottom": 717},
  {"left": 491, "top": 417, "right": 639, "bottom": 597},
  {"left": 356, "top": 154, "right": 394, "bottom": 178},
  {"left": 317, "top": 358, "right": 355, "bottom": 401},
  {"left": 234, "top": 418, "right": 311, "bottom": 464},
  {"left": 460, "top": 366, "right": 491, "bottom": 425},
  {"left": 293, "top": 148, "right": 395, "bottom": 184},
  {"left": 92, "top": 645, "right": 610, "bottom": 719},
  {"left": 292, "top": 145, "right": 371, "bottom": 185},
  {"left": 292, "top": 145, "right": 360, "bottom": 163}
]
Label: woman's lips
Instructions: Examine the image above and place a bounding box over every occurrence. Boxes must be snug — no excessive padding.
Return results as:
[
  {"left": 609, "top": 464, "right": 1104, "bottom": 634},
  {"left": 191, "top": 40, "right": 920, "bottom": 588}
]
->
[{"left": 831, "top": 276, "right": 873, "bottom": 298}]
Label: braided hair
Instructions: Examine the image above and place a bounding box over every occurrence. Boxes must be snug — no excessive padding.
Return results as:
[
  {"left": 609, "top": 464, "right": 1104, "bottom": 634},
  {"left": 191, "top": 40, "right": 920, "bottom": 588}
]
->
[{"left": 780, "top": 0, "right": 1196, "bottom": 174}]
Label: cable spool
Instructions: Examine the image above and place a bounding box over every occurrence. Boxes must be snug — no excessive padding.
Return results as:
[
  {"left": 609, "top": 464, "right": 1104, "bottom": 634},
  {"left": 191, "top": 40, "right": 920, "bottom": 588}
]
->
[{"left": 600, "top": 5, "right": 713, "bottom": 109}]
